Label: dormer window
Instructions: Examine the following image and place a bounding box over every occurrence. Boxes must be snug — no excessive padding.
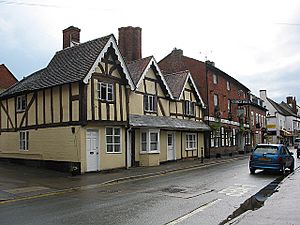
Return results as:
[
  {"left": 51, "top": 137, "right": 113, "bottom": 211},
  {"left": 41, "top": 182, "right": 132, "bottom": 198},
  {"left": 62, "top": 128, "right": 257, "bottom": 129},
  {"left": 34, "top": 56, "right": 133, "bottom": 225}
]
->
[
  {"left": 98, "top": 82, "right": 113, "bottom": 101},
  {"left": 144, "top": 95, "right": 157, "bottom": 112},
  {"left": 16, "top": 95, "right": 26, "bottom": 112},
  {"left": 185, "top": 101, "right": 195, "bottom": 116}
]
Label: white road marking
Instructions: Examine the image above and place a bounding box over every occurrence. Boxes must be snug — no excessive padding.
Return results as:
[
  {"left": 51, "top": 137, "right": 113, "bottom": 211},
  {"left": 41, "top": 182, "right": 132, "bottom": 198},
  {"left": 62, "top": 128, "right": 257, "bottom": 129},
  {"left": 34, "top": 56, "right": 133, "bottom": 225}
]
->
[
  {"left": 165, "top": 199, "right": 222, "bottom": 225},
  {"left": 218, "top": 184, "right": 257, "bottom": 197}
]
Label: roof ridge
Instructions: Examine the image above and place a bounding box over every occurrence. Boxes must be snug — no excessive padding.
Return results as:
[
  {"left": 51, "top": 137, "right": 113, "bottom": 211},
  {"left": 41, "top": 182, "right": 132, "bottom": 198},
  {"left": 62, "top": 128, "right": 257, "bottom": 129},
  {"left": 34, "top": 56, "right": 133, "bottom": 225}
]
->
[{"left": 55, "top": 34, "right": 113, "bottom": 55}]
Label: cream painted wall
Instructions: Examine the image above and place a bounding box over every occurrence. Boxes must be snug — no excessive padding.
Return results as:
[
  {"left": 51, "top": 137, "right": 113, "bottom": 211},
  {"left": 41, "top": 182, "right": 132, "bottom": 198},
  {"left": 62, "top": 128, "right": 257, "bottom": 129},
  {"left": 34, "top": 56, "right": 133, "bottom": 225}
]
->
[
  {"left": 81, "top": 126, "right": 126, "bottom": 171},
  {"left": 0, "top": 126, "right": 81, "bottom": 161}
]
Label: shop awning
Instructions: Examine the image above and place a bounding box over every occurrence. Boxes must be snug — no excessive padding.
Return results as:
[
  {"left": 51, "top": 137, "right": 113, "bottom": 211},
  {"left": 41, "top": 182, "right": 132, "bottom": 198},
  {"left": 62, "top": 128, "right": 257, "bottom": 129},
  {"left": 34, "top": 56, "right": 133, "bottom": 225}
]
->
[{"left": 129, "top": 114, "right": 211, "bottom": 131}]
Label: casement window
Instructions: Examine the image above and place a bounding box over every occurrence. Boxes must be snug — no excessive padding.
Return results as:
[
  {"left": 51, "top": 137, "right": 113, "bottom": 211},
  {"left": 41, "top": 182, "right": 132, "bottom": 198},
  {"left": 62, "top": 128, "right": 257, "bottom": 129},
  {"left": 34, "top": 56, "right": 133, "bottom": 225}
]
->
[
  {"left": 16, "top": 95, "right": 26, "bottom": 112},
  {"left": 221, "top": 127, "right": 225, "bottom": 147},
  {"left": 144, "top": 95, "right": 157, "bottom": 112},
  {"left": 232, "top": 129, "right": 236, "bottom": 146},
  {"left": 213, "top": 74, "right": 218, "bottom": 84},
  {"left": 186, "top": 133, "right": 197, "bottom": 150},
  {"left": 19, "top": 131, "right": 29, "bottom": 151},
  {"left": 210, "top": 132, "right": 215, "bottom": 148},
  {"left": 106, "top": 127, "right": 121, "bottom": 153},
  {"left": 251, "top": 111, "right": 254, "bottom": 126},
  {"left": 185, "top": 101, "right": 195, "bottom": 116},
  {"left": 214, "top": 94, "right": 219, "bottom": 108},
  {"left": 140, "top": 130, "right": 160, "bottom": 153},
  {"left": 98, "top": 82, "right": 113, "bottom": 101},
  {"left": 227, "top": 99, "right": 231, "bottom": 113},
  {"left": 227, "top": 81, "right": 231, "bottom": 90}
]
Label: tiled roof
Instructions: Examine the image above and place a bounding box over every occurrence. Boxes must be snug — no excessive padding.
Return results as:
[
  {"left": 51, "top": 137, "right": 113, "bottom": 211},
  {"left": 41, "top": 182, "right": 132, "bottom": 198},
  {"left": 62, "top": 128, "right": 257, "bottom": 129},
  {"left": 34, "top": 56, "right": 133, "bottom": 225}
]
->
[
  {"left": 267, "top": 98, "right": 291, "bottom": 116},
  {"left": 129, "top": 114, "right": 211, "bottom": 131},
  {"left": 0, "top": 35, "right": 112, "bottom": 98},
  {"left": 164, "top": 70, "right": 189, "bottom": 99},
  {"left": 280, "top": 102, "right": 298, "bottom": 117},
  {"left": 127, "top": 56, "right": 152, "bottom": 85}
]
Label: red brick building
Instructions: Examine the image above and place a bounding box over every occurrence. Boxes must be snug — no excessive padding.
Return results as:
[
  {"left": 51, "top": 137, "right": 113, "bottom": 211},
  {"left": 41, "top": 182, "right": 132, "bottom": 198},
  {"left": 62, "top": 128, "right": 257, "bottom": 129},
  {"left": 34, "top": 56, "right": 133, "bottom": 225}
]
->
[
  {"left": 247, "top": 94, "right": 268, "bottom": 146},
  {"left": 0, "top": 64, "right": 18, "bottom": 93},
  {"left": 159, "top": 49, "right": 251, "bottom": 157}
]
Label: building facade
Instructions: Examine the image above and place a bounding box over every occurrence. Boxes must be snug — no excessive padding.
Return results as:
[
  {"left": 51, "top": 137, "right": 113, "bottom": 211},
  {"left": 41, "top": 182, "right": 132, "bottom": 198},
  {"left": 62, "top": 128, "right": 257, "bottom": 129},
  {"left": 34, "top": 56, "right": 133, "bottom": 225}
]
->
[
  {"left": 0, "top": 26, "right": 210, "bottom": 174},
  {"left": 0, "top": 64, "right": 18, "bottom": 93},
  {"left": 159, "top": 50, "right": 251, "bottom": 157}
]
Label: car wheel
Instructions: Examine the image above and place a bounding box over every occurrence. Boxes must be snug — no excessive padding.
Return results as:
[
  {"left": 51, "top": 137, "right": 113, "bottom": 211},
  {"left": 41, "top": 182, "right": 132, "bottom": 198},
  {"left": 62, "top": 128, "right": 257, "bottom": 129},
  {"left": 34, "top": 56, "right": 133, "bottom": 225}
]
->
[
  {"left": 289, "top": 162, "right": 294, "bottom": 172},
  {"left": 250, "top": 168, "right": 255, "bottom": 174}
]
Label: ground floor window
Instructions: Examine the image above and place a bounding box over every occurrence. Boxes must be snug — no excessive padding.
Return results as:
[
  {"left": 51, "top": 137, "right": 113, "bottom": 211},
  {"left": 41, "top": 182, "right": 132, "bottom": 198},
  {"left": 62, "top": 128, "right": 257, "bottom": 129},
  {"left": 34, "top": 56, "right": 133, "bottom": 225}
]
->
[
  {"left": 140, "top": 129, "right": 160, "bottom": 153},
  {"left": 19, "top": 131, "right": 29, "bottom": 151},
  {"left": 245, "top": 132, "right": 251, "bottom": 145},
  {"left": 186, "top": 133, "right": 197, "bottom": 150},
  {"left": 106, "top": 127, "right": 121, "bottom": 153}
]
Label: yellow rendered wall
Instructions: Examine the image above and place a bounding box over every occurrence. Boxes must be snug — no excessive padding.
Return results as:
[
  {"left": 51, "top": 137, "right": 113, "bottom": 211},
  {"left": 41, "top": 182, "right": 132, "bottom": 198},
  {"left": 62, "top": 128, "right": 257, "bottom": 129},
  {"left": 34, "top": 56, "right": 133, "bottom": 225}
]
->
[
  {"left": 0, "top": 126, "right": 81, "bottom": 161},
  {"left": 80, "top": 126, "right": 126, "bottom": 172}
]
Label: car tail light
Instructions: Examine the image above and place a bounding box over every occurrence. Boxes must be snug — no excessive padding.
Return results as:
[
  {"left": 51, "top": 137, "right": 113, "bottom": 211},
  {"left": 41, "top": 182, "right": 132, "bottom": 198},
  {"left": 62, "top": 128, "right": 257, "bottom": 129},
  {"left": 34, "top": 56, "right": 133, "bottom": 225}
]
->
[
  {"left": 250, "top": 155, "right": 253, "bottom": 160},
  {"left": 278, "top": 157, "right": 283, "bottom": 163}
]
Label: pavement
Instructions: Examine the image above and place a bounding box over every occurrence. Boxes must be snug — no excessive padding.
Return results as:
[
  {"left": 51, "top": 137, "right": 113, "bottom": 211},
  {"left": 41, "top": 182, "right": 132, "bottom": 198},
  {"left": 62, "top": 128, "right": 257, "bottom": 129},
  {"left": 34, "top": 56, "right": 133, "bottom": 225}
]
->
[
  {"left": 1, "top": 152, "right": 300, "bottom": 225},
  {"left": 231, "top": 165, "right": 300, "bottom": 225}
]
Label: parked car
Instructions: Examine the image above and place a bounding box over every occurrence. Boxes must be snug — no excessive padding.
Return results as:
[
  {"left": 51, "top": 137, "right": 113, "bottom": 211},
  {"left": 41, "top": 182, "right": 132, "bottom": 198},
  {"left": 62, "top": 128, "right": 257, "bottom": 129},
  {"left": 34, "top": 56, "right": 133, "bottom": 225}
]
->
[
  {"left": 249, "top": 144, "right": 294, "bottom": 175},
  {"left": 295, "top": 137, "right": 300, "bottom": 149}
]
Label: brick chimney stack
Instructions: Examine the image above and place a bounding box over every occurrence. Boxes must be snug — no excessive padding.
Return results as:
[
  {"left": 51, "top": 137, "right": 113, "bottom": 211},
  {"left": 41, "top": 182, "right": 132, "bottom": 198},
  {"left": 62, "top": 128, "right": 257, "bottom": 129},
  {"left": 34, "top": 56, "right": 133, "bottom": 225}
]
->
[
  {"left": 63, "top": 26, "right": 81, "bottom": 49},
  {"left": 286, "top": 96, "right": 297, "bottom": 114},
  {"left": 118, "top": 26, "right": 142, "bottom": 63}
]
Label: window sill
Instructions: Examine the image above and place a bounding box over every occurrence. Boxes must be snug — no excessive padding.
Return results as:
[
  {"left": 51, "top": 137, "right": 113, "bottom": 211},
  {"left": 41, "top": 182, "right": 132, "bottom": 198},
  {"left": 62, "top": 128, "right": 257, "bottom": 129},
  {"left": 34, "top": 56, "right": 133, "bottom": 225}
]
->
[
  {"left": 140, "top": 151, "right": 160, "bottom": 154},
  {"left": 106, "top": 152, "right": 122, "bottom": 154},
  {"left": 185, "top": 148, "right": 197, "bottom": 151}
]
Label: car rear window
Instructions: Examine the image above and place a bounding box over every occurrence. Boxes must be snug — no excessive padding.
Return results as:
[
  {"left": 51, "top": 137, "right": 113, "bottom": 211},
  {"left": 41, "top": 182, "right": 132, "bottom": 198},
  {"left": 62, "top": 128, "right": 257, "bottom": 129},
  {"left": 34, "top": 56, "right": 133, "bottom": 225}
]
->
[{"left": 254, "top": 146, "right": 278, "bottom": 154}]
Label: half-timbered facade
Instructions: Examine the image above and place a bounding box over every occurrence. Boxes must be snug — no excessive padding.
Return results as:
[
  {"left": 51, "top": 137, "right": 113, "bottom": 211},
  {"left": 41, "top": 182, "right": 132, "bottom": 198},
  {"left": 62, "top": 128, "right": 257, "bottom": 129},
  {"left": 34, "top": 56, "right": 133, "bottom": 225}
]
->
[
  {"left": 126, "top": 56, "right": 210, "bottom": 167},
  {"left": 0, "top": 27, "right": 135, "bottom": 174}
]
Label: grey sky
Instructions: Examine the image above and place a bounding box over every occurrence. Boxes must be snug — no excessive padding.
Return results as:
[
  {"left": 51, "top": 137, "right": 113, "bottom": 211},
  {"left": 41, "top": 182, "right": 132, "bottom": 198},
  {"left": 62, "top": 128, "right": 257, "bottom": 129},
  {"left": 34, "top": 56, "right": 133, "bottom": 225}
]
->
[{"left": 0, "top": 0, "right": 299, "bottom": 103}]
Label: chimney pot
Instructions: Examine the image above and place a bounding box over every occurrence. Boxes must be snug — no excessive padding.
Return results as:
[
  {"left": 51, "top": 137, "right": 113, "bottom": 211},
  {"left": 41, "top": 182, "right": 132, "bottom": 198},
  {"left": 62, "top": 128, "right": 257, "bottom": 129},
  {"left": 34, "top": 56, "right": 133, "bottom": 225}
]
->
[{"left": 63, "top": 26, "right": 81, "bottom": 49}]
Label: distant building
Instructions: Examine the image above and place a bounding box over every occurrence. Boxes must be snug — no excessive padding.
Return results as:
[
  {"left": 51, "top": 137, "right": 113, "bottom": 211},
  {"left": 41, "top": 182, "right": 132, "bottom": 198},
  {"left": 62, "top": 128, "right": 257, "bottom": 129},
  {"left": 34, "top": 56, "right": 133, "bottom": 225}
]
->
[
  {"left": 0, "top": 64, "right": 18, "bottom": 93},
  {"left": 260, "top": 90, "right": 300, "bottom": 145},
  {"left": 159, "top": 49, "right": 252, "bottom": 157}
]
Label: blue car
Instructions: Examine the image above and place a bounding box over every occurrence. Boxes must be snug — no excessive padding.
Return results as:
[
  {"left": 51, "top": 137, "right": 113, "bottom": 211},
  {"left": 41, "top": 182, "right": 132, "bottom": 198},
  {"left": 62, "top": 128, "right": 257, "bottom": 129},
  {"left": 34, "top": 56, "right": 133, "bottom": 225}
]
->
[{"left": 249, "top": 144, "right": 294, "bottom": 174}]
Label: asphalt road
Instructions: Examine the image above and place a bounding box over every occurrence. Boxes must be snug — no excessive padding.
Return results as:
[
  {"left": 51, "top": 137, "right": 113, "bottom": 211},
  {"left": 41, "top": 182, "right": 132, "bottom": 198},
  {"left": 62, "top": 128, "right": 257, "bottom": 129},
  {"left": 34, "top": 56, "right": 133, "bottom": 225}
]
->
[{"left": 2, "top": 152, "right": 298, "bottom": 225}]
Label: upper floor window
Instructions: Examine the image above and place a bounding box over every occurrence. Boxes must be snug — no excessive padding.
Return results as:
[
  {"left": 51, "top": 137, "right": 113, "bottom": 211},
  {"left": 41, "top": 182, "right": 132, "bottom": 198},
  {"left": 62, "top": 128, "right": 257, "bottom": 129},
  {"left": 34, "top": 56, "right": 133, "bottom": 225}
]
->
[
  {"left": 227, "top": 81, "right": 230, "bottom": 90},
  {"left": 144, "top": 95, "right": 157, "bottom": 112},
  {"left": 213, "top": 74, "right": 218, "bottom": 84},
  {"left": 214, "top": 94, "right": 219, "bottom": 112},
  {"left": 17, "top": 95, "right": 26, "bottom": 112},
  {"left": 185, "top": 101, "right": 195, "bottom": 116},
  {"left": 98, "top": 82, "right": 113, "bottom": 101},
  {"left": 19, "top": 131, "right": 29, "bottom": 151},
  {"left": 227, "top": 99, "right": 231, "bottom": 113}
]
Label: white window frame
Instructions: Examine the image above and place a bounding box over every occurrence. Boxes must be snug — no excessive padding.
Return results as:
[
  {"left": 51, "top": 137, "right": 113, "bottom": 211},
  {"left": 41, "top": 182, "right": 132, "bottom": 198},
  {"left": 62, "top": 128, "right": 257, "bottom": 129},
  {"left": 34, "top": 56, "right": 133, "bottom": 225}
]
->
[
  {"left": 210, "top": 131, "right": 215, "bottom": 148},
  {"left": 227, "top": 81, "right": 230, "bottom": 90},
  {"left": 106, "top": 127, "right": 121, "bottom": 153},
  {"left": 186, "top": 133, "right": 197, "bottom": 150},
  {"left": 213, "top": 74, "right": 218, "bottom": 84},
  {"left": 19, "top": 131, "right": 29, "bottom": 151},
  {"left": 185, "top": 101, "right": 195, "bottom": 116},
  {"left": 98, "top": 82, "right": 114, "bottom": 101},
  {"left": 144, "top": 95, "right": 156, "bottom": 112},
  {"left": 17, "top": 95, "right": 26, "bottom": 112},
  {"left": 140, "top": 129, "right": 160, "bottom": 153},
  {"left": 232, "top": 129, "right": 236, "bottom": 146},
  {"left": 221, "top": 127, "right": 225, "bottom": 147}
]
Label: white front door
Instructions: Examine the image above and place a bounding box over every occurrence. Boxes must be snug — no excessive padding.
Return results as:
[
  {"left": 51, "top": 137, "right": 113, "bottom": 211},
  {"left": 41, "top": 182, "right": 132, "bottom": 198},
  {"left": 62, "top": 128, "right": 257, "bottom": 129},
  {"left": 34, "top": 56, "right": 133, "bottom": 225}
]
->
[
  {"left": 167, "top": 133, "right": 175, "bottom": 161},
  {"left": 86, "top": 130, "right": 99, "bottom": 172}
]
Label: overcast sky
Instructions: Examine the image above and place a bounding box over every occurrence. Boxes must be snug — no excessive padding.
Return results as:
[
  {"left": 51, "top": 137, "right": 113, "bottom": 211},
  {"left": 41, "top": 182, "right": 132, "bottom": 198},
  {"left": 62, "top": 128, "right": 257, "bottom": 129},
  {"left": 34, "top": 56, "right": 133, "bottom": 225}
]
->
[{"left": 1, "top": 0, "right": 299, "bottom": 103}]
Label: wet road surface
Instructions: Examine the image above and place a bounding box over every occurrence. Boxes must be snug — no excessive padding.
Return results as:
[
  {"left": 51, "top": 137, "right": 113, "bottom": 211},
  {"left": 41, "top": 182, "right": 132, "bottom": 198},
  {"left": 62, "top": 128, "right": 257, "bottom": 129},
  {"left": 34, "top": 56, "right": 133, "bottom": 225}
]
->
[{"left": 0, "top": 151, "right": 298, "bottom": 225}]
